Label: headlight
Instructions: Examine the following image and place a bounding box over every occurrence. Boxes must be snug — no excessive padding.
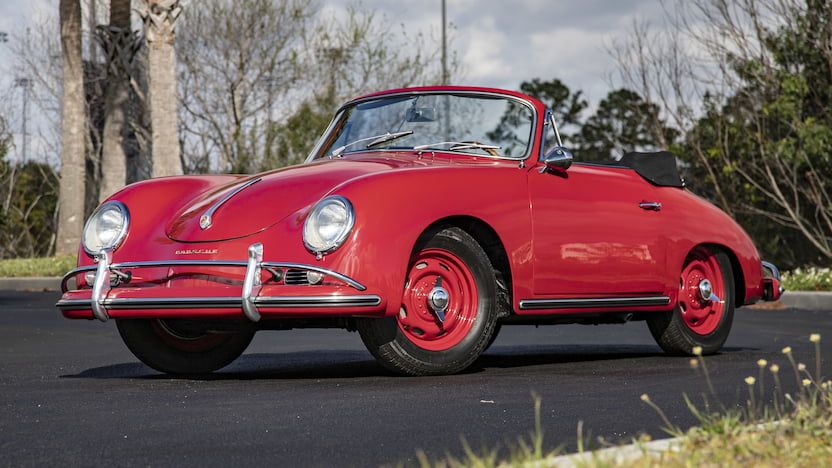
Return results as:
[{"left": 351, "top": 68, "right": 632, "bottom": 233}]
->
[
  {"left": 303, "top": 196, "right": 354, "bottom": 255},
  {"left": 82, "top": 201, "right": 130, "bottom": 255}
]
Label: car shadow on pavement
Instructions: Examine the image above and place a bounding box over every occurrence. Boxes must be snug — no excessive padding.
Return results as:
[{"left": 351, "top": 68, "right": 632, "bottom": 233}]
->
[{"left": 59, "top": 344, "right": 752, "bottom": 381}]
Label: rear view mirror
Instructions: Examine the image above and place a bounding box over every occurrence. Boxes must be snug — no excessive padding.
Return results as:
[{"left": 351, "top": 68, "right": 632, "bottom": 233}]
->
[
  {"left": 541, "top": 146, "right": 573, "bottom": 172},
  {"left": 405, "top": 107, "right": 437, "bottom": 122}
]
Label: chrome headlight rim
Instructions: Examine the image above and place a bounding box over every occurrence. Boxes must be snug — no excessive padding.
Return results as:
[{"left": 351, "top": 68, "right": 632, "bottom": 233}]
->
[
  {"left": 82, "top": 200, "right": 130, "bottom": 256},
  {"left": 303, "top": 195, "right": 355, "bottom": 255}
]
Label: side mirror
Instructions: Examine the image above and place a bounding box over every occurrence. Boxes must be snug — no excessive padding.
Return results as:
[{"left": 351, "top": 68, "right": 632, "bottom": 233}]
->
[{"left": 541, "top": 146, "right": 573, "bottom": 172}]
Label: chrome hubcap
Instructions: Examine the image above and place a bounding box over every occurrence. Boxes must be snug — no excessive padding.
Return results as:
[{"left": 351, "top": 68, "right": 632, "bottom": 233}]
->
[
  {"left": 427, "top": 286, "right": 450, "bottom": 322},
  {"left": 698, "top": 279, "right": 713, "bottom": 301}
]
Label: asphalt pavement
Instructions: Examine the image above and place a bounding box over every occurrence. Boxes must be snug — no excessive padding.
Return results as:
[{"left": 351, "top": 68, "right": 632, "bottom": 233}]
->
[{"left": 1, "top": 291, "right": 829, "bottom": 467}]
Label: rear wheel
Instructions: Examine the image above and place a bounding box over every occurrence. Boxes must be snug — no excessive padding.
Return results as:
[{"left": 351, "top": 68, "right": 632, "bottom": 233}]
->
[
  {"left": 357, "top": 227, "right": 499, "bottom": 376},
  {"left": 647, "top": 246, "right": 735, "bottom": 355},
  {"left": 117, "top": 319, "right": 255, "bottom": 375}
]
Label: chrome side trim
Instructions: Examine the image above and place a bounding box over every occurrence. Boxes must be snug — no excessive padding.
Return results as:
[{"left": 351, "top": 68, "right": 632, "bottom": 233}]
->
[
  {"left": 199, "top": 177, "right": 261, "bottom": 230},
  {"left": 242, "top": 243, "right": 263, "bottom": 322},
  {"left": 55, "top": 295, "right": 382, "bottom": 311},
  {"left": 90, "top": 249, "right": 113, "bottom": 322},
  {"left": 519, "top": 296, "right": 671, "bottom": 310}
]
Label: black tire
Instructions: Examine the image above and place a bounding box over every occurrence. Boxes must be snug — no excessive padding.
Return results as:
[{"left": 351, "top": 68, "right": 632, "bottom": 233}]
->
[
  {"left": 647, "top": 247, "right": 735, "bottom": 355},
  {"left": 484, "top": 322, "right": 502, "bottom": 352},
  {"left": 116, "top": 319, "right": 255, "bottom": 375},
  {"left": 357, "top": 227, "right": 499, "bottom": 376}
]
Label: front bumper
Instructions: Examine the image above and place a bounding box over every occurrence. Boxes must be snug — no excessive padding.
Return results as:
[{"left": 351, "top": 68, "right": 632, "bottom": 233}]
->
[
  {"left": 761, "top": 260, "right": 785, "bottom": 301},
  {"left": 56, "top": 243, "right": 384, "bottom": 322}
]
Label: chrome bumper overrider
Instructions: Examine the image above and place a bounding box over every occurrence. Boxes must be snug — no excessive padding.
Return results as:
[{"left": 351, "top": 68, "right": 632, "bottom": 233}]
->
[
  {"left": 762, "top": 260, "right": 785, "bottom": 301},
  {"left": 56, "top": 243, "right": 380, "bottom": 322}
]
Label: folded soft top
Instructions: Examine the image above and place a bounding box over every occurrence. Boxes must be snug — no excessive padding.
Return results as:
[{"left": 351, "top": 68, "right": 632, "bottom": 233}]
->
[{"left": 620, "top": 151, "right": 685, "bottom": 188}]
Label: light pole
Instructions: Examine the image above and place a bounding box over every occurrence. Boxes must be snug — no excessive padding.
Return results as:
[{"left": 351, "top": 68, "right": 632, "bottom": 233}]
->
[{"left": 441, "top": 0, "right": 448, "bottom": 85}]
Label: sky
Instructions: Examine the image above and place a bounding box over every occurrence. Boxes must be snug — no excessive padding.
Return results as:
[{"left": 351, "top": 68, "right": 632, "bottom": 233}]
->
[{"left": 0, "top": 0, "right": 671, "bottom": 163}]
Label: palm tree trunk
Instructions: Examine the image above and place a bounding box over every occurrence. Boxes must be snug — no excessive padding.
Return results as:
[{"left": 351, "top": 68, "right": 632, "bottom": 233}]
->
[
  {"left": 55, "top": 0, "right": 87, "bottom": 255},
  {"left": 140, "top": 0, "right": 183, "bottom": 177},
  {"left": 99, "top": 0, "right": 133, "bottom": 201}
]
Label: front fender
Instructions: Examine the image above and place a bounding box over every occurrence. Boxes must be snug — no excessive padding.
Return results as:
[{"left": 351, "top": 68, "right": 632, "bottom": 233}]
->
[{"left": 317, "top": 163, "right": 534, "bottom": 315}]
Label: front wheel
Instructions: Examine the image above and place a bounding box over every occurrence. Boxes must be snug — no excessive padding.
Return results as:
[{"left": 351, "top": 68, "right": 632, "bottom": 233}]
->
[
  {"left": 117, "top": 319, "right": 255, "bottom": 375},
  {"left": 357, "top": 227, "right": 499, "bottom": 376},
  {"left": 647, "top": 246, "right": 735, "bottom": 355}
]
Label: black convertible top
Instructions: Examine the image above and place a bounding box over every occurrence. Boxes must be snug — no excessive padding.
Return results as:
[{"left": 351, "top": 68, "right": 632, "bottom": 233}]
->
[{"left": 620, "top": 151, "right": 685, "bottom": 188}]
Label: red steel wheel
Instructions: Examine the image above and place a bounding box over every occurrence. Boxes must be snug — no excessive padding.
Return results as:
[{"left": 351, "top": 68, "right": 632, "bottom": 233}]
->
[
  {"left": 647, "top": 245, "right": 735, "bottom": 356},
  {"left": 356, "top": 227, "right": 499, "bottom": 376},
  {"left": 678, "top": 247, "right": 726, "bottom": 335},
  {"left": 398, "top": 248, "right": 479, "bottom": 351}
]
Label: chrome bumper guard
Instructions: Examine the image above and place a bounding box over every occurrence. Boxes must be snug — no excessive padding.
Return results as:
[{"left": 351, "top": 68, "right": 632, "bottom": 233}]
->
[
  {"left": 762, "top": 260, "right": 785, "bottom": 301},
  {"left": 58, "top": 243, "right": 380, "bottom": 322}
]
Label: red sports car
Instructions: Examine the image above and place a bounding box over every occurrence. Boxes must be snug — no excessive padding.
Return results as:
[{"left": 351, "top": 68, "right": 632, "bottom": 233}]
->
[{"left": 57, "top": 86, "right": 784, "bottom": 376}]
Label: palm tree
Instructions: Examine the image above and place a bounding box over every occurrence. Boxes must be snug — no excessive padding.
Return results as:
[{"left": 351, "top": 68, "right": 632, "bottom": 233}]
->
[
  {"left": 55, "top": 0, "right": 87, "bottom": 255},
  {"left": 139, "top": 0, "right": 183, "bottom": 177},
  {"left": 99, "top": 0, "right": 133, "bottom": 201}
]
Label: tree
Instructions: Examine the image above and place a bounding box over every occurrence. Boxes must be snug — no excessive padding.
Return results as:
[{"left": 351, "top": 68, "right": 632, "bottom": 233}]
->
[
  {"left": 264, "top": 95, "right": 334, "bottom": 169},
  {"left": 576, "top": 88, "right": 678, "bottom": 161},
  {"left": 98, "top": 0, "right": 135, "bottom": 201},
  {"left": 177, "top": 0, "right": 317, "bottom": 174},
  {"left": 55, "top": 0, "right": 87, "bottom": 256},
  {"left": 611, "top": 0, "right": 832, "bottom": 266},
  {"left": 177, "top": 0, "right": 454, "bottom": 174},
  {"left": 139, "top": 0, "right": 183, "bottom": 177},
  {"left": 518, "top": 78, "right": 587, "bottom": 139}
]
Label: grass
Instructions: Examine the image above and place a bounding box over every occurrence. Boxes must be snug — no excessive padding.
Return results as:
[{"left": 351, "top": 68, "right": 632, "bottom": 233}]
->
[
  {"left": 782, "top": 267, "right": 832, "bottom": 292},
  {"left": 414, "top": 334, "right": 831, "bottom": 467},
  {"left": 0, "top": 255, "right": 76, "bottom": 277}
]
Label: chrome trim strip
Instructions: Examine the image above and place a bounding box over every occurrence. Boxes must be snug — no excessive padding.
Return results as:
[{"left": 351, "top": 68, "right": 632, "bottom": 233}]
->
[
  {"left": 61, "top": 260, "right": 367, "bottom": 292},
  {"left": 90, "top": 249, "right": 113, "bottom": 322},
  {"left": 518, "top": 296, "right": 671, "bottom": 310},
  {"left": 199, "top": 177, "right": 262, "bottom": 230},
  {"left": 260, "top": 263, "right": 366, "bottom": 291},
  {"left": 55, "top": 295, "right": 382, "bottom": 310},
  {"left": 255, "top": 295, "right": 382, "bottom": 307},
  {"left": 242, "top": 243, "right": 263, "bottom": 322}
]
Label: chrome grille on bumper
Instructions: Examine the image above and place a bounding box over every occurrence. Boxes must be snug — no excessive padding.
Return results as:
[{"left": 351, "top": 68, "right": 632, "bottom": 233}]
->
[{"left": 284, "top": 269, "right": 310, "bottom": 285}]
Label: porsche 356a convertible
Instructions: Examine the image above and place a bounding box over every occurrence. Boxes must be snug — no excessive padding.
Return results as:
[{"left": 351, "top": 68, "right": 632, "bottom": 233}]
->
[{"left": 57, "top": 86, "right": 784, "bottom": 376}]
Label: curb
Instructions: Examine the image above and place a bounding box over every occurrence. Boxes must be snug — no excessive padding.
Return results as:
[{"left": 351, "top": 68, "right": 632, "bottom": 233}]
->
[
  {"left": 778, "top": 291, "right": 832, "bottom": 310},
  {"left": 0, "top": 277, "right": 62, "bottom": 292},
  {"left": 544, "top": 436, "right": 682, "bottom": 467}
]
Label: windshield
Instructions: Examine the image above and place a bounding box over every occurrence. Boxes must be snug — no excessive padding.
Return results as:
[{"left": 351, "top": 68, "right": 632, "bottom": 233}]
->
[{"left": 312, "top": 93, "right": 535, "bottom": 160}]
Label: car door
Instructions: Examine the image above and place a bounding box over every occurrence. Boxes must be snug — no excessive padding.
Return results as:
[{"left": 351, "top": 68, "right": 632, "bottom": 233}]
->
[{"left": 526, "top": 115, "right": 668, "bottom": 298}]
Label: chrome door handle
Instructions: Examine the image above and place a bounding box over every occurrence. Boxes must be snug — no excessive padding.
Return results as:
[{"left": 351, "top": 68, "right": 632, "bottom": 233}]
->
[{"left": 639, "top": 201, "right": 662, "bottom": 211}]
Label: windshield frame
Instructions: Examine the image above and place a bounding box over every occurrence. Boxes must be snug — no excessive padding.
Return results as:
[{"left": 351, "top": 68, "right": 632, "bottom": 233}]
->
[{"left": 304, "top": 90, "right": 540, "bottom": 163}]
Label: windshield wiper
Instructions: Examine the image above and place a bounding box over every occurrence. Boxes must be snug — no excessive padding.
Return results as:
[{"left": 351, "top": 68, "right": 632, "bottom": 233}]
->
[
  {"left": 412, "top": 141, "right": 502, "bottom": 152},
  {"left": 330, "top": 131, "right": 414, "bottom": 157}
]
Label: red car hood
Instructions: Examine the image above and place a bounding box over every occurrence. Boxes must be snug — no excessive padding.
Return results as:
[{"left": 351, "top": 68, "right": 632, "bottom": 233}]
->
[{"left": 166, "top": 155, "right": 420, "bottom": 242}]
